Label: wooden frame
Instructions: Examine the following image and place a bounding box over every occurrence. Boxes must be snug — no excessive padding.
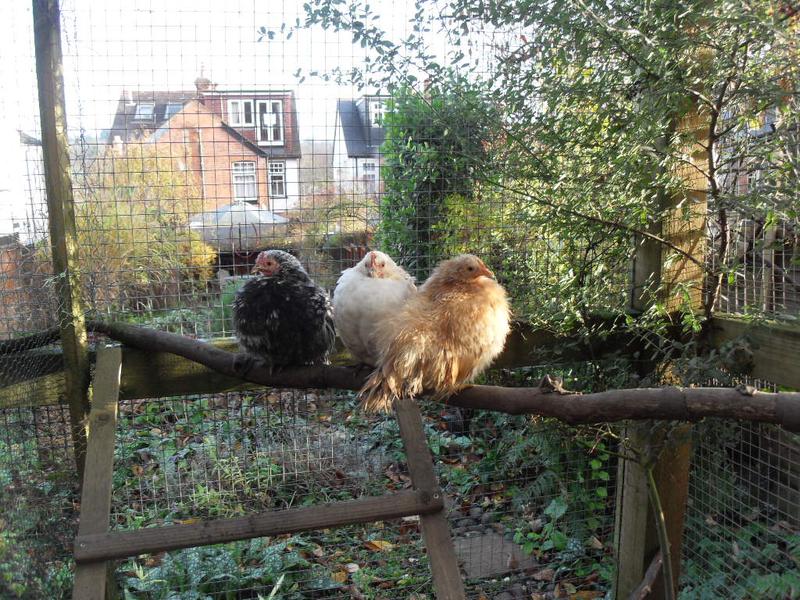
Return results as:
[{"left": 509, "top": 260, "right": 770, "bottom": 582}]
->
[
  {"left": 72, "top": 345, "right": 466, "bottom": 600},
  {"left": 72, "top": 345, "right": 122, "bottom": 600}
]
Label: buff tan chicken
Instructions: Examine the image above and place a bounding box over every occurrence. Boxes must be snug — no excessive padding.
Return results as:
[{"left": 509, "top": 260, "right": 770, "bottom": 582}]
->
[{"left": 359, "top": 254, "right": 511, "bottom": 413}]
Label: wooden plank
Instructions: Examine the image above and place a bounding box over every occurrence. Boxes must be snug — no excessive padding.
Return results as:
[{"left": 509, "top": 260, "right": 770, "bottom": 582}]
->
[
  {"left": 32, "top": 0, "right": 91, "bottom": 477},
  {"left": 395, "top": 398, "right": 466, "bottom": 600},
  {"left": 709, "top": 315, "right": 800, "bottom": 390},
  {"left": 645, "top": 427, "right": 692, "bottom": 599},
  {"left": 614, "top": 425, "right": 651, "bottom": 598},
  {"left": 72, "top": 345, "right": 122, "bottom": 600},
  {"left": 0, "top": 371, "right": 65, "bottom": 410},
  {"left": 614, "top": 425, "right": 692, "bottom": 600},
  {"left": 74, "top": 489, "right": 440, "bottom": 563}
]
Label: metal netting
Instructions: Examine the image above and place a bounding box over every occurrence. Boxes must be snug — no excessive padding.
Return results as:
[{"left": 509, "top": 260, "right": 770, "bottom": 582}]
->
[
  {"left": 107, "top": 384, "right": 617, "bottom": 599},
  {"left": 683, "top": 419, "right": 800, "bottom": 599}
]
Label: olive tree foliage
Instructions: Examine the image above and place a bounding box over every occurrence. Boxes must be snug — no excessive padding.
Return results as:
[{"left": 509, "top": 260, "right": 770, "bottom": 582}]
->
[{"left": 297, "top": 0, "right": 799, "bottom": 335}]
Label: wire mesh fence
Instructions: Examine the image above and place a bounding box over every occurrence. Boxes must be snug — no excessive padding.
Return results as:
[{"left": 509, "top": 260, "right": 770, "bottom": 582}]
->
[
  {"left": 0, "top": 0, "right": 799, "bottom": 599},
  {"left": 108, "top": 377, "right": 618, "bottom": 599},
  {"left": 683, "top": 419, "right": 800, "bottom": 599}
]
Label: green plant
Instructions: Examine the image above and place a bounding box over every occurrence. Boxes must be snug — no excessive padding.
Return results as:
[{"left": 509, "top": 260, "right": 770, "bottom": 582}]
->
[
  {"left": 53, "top": 144, "right": 217, "bottom": 318},
  {"left": 378, "top": 78, "right": 499, "bottom": 280},
  {"left": 120, "top": 537, "right": 312, "bottom": 599}
]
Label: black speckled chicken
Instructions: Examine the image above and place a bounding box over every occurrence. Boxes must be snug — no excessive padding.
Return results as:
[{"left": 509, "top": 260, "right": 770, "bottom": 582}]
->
[{"left": 233, "top": 250, "right": 335, "bottom": 372}]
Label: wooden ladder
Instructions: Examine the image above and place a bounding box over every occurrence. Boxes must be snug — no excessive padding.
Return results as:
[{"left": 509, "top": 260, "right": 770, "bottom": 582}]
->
[{"left": 72, "top": 345, "right": 466, "bottom": 599}]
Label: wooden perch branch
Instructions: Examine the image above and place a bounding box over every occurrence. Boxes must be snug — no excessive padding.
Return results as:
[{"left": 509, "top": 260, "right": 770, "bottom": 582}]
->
[{"left": 83, "top": 321, "right": 800, "bottom": 432}]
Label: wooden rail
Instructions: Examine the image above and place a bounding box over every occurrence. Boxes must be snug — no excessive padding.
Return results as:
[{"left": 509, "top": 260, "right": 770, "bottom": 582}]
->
[{"left": 74, "top": 489, "right": 441, "bottom": 563}]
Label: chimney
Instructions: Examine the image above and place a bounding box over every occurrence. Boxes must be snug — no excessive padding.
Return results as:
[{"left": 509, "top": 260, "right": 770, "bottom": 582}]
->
[{"left": 194, "top": 76, "right": 214, "bottom": 93}]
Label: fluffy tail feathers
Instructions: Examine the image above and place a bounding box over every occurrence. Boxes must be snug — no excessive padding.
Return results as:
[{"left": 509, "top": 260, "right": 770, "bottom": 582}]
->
[{"left": 358, "top": 369, "right": 400, "bottom": 413}]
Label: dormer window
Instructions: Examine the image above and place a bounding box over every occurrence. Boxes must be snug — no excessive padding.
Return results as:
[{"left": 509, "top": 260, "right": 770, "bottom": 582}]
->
[
  {"left": 164, "top": 102, "right": 183, "bottom": 119},
  {"left": 228, "top": 99, "right": 254, "bottom": 126},
  {"left": 369, "top": 100, "right": 385, "bottom": 126},
  {"left": 133, "top": 102, "right": 155, "bottom": 121},
  {"left": 257, "top": 100, "right": 284, "bottom": 145}
]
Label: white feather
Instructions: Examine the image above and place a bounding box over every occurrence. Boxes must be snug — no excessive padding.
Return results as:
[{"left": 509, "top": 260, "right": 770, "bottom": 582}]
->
[{"left": 333, "top": 251, "right": 416, "bottom": 365}]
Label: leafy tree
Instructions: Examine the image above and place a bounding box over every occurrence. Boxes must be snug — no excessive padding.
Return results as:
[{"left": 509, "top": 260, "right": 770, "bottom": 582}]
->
[
  {"left": 68, "top": 144, "right": 216, "bottom": 316},
  {"left": 299, "top": 0, "right": 799, "bottom": 330}
]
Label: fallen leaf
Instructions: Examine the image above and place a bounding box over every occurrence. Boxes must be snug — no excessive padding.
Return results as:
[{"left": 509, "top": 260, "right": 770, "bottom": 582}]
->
[
  {"left": 332, "top": 570, "right": 348, "bottom": 583},
  {"left": 532, "top": 567, "right": 555, "bottom": 582},
  {"left": 569, "top": 592, "right": 604, "bottom": 599},
  {"left": 364, "top": 539, "right": 394, "bottom": 552},
  {"left": 131, "top": 464, "right": 144, "bottom": 477},
  {"left": 563, "top": 582, "right": 577, "bottom": 594},
  {"left": 345, "top": 563, "right": 360, "bottom": 573},
  {"left": 588, "top": 536, "right": 603, "bottom": 550},
  {"left": 311, "top": 545, "right": 324, "bottom": 558}
]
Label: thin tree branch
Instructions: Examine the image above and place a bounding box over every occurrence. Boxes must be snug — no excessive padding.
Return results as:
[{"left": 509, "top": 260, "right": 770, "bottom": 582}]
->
[
  {"left": 646, "top": 468, "right": 676, "bottom": 600},
  {"left": 628, "top": 551, "right": 663, "bottom": 600},
  {"left": 480, "top": 177, "right": 707, "bottom": 269}
]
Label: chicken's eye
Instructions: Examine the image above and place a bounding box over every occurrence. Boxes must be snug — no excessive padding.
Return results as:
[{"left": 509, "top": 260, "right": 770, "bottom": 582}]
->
[
  {"left": 467, "top": 266, "right": 475, "bottom": 271},
  {"left": 379, "top": 262, "right": 385, "bottom": 268}
]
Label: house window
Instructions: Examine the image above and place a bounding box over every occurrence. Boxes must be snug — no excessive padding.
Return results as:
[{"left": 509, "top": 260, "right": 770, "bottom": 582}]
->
[
  {"left": 232, "top": 161, "right": 258, "bottom": 203},
  {"left": 228, "top": 99, "right": 254, "bottom": 126},
  {"left": 164, "top": 102, "right": 183, "bottom": 119},
  {"left": 362, "top": 160, "right": 377, "bottom": 193},
  {"left": 257, "top": 100, "right": 284, "bottom": 145},
  {"left": 268, "top": 161, "right": 286, "bottom": 198},
  {"left": 133, "top": 102, "right": 155, "bottom": 120},
  {"left": 369, "top": 100, "right": 385, "bottom": 126}
]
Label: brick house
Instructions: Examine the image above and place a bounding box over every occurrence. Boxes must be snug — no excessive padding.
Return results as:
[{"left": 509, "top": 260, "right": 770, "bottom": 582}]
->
[
  {"left": 108, "top": 80, "right": 302, "bottom": 213},
  {"left": 331, "top": 95, "right": 389, "bottom": 195}
]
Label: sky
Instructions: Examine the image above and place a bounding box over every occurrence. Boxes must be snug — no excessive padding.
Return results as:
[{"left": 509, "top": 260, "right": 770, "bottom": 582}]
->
[{"left": 0, "top": 0, "right": 432, "bottom": 237}]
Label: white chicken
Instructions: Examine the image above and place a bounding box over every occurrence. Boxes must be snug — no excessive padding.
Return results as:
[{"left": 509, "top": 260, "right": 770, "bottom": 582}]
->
[{"left": 333, "top": 250, "right": 417, "bottom": 366}]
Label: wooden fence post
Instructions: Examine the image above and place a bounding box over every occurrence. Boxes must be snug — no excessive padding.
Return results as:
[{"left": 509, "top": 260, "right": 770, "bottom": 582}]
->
[
  {"left": 32, "top": 0, "right": 91, "bottom": 479},
  {"left": 615, "top": 106, "right": 707, "bottom": 598}
]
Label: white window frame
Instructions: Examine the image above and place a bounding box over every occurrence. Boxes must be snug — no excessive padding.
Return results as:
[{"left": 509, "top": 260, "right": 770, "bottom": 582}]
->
[
  {"left": 257, "top": 100, "right": 284, "bottom": 145},
  {"left": 362, "top": 160, "right": 378, "bottom": 193},
  {"left": 227, "top": 99, "right": 254, "bottom": 126},
  {"left": 133, "top": 102, "right": 155, "bottom": 121},
  {"left": 231, "top": 161, "right": 258, "bottom": 204},
  {"left": 369, "top": 100, "right": 385, "bottom": 126},
  {"left": 268, "top": 161, "right": 286, "bottom": 198}
]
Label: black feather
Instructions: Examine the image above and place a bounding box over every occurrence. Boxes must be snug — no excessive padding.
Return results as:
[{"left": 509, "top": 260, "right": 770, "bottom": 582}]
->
[{"left": 232, "top": 250, "right": 336, "bottom": 368}]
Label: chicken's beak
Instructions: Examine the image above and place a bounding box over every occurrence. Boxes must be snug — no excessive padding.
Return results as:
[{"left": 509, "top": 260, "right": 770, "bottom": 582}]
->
[
  {"left": 251, "top": 265, "right": 262, "bottom": 275},
  {"left": 478, "top": 263, "right": 495, "bottom": 279}
]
